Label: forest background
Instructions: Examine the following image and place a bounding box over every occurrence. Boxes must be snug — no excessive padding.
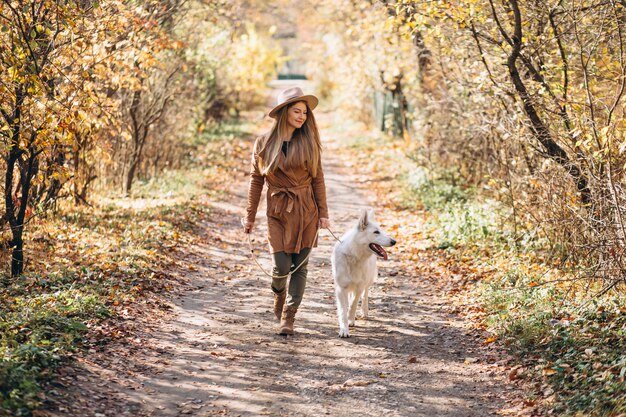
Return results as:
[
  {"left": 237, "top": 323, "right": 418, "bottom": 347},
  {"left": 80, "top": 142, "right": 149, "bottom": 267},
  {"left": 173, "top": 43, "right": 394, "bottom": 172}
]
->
[{"left": 1, "top": 0, "right": 626, "bottom": 415}]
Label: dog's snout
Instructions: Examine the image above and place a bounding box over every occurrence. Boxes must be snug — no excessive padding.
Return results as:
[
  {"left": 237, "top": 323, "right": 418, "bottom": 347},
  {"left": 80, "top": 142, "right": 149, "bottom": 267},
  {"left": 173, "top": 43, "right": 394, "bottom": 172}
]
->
[{"left": 390, "top": 239, "right": 397, "bottom": 246}]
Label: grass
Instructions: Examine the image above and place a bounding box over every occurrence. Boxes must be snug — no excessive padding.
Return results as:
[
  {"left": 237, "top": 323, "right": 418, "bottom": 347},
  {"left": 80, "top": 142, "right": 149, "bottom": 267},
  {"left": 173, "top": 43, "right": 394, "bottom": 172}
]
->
[
  {"left": 481, "top": 273, "right": 626, "bottom": 416},
  {"left": 0, "top": 200, "right": 210, "bottom": 415},
  {"left": 0, "top": 118, "right": 251, "bottom": 416},
  {"left": 402, "top": 167, "right": 626, "bottom": 415},
  {"left": 413, "top": 172, "right": 626, "bottom": 415},
  {"left": 0, "top": 274, "right": 110, "bottom": 414},
  {"left": 334, "top": 126, "right": 626, "bottom": 416},
  {"left": 131, "top": 168, "right": 210, "bottom": 200},
  {"left": 396, "top": 165, "right": 509, "bottom": 250}
]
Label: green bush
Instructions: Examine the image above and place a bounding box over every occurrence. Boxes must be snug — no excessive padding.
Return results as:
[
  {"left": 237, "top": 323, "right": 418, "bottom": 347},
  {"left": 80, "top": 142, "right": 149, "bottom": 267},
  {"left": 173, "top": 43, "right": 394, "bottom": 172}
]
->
[
  {"left": 401, "top": 167, "right": 467, "bottom": 210},
  {"left": 1, "top": 281, "right": 107, "bottom": 415},
  {"left": 397, "top": 161, "right": 626, "bottom": 415},
  {"left": 480, "top": 272, "right": 626, "bottom": 416},
  {"left": 398, "top": 167, "right": 504, "bottom": 248}
]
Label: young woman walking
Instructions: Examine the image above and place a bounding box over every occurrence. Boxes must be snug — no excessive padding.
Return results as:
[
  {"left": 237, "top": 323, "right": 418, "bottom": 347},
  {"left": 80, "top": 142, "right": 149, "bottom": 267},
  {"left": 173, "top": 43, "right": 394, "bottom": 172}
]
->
[{"left": 243, "top": 86, "right": 330, "bottom": 335}]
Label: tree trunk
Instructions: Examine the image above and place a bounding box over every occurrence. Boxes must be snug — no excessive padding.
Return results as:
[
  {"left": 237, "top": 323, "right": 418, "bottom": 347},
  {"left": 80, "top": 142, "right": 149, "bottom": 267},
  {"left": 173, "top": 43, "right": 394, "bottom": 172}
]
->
[
  {"left": 11, "top": 149, "right": 39, "bottom": 276},
  {"left": 5, "top": 88, "right": 25, "bottom": 277},
  {"left": 125, "top": 126, "right": 148, "bottom": 195},
  {"left": 126, "top": 88, "right": 143, "bottom": 195},
  {"left": 507, "top": 0, "right": 591, "bottom": 205},
  {"left": 11, "top": 235, "right": 23, "bottom": 277},
  {"left": 73, "top": 132, "right": 82, "bottom": 204},
  {"left": 125, "top": 157, "right": 138, "bottom": 194}
]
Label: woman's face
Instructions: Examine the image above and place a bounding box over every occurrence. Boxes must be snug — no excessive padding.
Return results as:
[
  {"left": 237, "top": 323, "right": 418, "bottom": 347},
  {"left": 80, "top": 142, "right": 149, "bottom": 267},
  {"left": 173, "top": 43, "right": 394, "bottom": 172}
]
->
[{"left": 286, "top": 101, "right": 308, "bottom": 131}]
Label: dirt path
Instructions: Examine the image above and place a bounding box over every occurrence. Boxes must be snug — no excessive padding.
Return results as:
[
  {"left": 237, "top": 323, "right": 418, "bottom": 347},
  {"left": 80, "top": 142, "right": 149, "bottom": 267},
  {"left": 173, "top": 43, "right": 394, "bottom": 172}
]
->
[{"left": 39, "top": 96, "right": 529, "bottom": 417}]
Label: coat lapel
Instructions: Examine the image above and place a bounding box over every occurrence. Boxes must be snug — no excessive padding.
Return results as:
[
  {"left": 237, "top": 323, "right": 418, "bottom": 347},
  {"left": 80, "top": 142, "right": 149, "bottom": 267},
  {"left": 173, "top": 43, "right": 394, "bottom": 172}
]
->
[{"left": 277, "top": 147, "right": 298, "bottom": 184}]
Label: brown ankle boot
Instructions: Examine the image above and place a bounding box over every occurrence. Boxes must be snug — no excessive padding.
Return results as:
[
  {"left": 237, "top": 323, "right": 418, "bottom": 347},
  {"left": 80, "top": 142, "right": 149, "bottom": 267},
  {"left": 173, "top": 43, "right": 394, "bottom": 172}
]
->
[
  {"left": 273, "top": 290, "right": 286, "bottom": 321},
  {"left": 278, "top": 305, "right": 298, "bottom": 335}
]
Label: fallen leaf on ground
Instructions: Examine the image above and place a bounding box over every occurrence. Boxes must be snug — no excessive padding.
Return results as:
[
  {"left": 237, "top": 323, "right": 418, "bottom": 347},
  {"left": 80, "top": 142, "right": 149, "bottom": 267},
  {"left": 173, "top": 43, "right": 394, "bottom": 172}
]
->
[{"left": 343, "top": 379, "right": 374, "bottom": 387}]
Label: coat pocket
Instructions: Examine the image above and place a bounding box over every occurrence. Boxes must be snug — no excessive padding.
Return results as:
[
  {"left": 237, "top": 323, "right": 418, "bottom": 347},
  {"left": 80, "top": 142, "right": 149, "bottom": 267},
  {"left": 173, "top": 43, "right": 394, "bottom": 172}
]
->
[{"left": 267, "top": 191, "right": 293, "bottom": 221}]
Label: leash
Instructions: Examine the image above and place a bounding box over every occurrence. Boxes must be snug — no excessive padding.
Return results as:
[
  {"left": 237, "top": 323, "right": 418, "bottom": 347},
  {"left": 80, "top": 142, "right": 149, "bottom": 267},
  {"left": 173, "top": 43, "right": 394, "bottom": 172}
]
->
[
  {"left": 246, "top": 226, "right": 342, "bottom": 280},
  {"left": 325, "top": 227, "right": 343, "bottom": 244}
]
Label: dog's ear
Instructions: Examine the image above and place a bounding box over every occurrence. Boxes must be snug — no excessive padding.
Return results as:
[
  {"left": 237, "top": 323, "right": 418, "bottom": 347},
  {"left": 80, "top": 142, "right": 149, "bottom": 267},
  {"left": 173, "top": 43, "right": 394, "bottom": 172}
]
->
[
  {"left": 367, "top": 208, "right": 375, "bottom": 221},
  {"left": 358, "top": 208, "right": 369, "bottom": 231}
]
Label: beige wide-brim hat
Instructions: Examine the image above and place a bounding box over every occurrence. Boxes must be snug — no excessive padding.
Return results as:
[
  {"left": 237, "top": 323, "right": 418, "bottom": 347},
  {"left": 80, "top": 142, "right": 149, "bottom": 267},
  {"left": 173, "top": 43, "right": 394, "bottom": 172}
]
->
[{"left": 268, "top": 87, "right": 319, "bottom": 119}]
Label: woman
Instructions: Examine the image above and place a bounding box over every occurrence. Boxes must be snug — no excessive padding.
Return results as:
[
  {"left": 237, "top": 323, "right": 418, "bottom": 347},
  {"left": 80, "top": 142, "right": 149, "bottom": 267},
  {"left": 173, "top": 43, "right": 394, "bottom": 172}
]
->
[{"left": 243, "top": 86, "right": 330, "bottom": 336}]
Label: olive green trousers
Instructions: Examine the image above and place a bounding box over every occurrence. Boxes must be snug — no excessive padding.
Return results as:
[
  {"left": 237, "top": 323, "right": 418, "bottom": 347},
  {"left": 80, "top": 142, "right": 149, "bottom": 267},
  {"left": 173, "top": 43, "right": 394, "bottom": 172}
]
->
[{"left": 271, "top": 247, "right": 311, "bottom": 308}]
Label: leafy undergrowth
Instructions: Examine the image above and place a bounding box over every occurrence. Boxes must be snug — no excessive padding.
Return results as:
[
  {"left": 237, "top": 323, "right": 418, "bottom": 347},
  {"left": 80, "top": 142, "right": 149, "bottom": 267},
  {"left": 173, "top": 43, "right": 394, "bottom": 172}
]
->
[
  {"left": 481, "top": 274, "right": 626, "bottom": 416},
  {"left": 0, "top": 202, "right": 212, "bottom": 416},
  {"left": 0, "top": 118, "right": 254, "bottom": 416},
  {"left": 330, "top": 118, "right": 626, "bottom": 416}
]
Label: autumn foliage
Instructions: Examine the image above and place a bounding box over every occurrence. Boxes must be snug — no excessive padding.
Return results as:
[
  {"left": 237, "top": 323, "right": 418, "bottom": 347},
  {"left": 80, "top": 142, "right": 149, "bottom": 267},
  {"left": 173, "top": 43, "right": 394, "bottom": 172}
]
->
[
  {"left": 3, "top": 0, "right": 626, "bottom": 415},
  {"left": 305, "top": 0, "right": 626, "bottom": 290},
  {"left": 0, "top": 0, "right": 283, "bottom": 277}
]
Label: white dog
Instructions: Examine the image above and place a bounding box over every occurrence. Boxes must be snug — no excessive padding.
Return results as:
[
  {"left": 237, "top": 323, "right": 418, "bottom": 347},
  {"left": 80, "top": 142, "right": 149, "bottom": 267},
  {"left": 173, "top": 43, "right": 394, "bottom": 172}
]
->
[{"left": 331, "top": 208, "right": 397, "bottom": 338}]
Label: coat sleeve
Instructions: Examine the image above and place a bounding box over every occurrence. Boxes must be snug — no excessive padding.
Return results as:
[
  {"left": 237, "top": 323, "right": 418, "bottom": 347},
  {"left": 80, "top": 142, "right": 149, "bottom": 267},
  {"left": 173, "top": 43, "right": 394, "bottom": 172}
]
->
[
  {"left": 312, "top": 158, "right": 329, "bottom": 219},
  {"left": 246, "top": 137, "right": 265, "bottom": 224}
]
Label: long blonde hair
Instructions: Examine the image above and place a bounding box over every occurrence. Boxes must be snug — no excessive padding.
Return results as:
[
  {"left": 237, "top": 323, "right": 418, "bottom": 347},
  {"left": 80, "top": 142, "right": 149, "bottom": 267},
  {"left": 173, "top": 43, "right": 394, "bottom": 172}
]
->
[{"left": 257, "top": 101, "right": 322, "bottom": 177}]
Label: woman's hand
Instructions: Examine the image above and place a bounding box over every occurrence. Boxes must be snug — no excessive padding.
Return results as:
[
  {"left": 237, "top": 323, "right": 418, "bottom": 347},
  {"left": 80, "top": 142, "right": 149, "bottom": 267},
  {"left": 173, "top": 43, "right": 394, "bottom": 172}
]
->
[
  {"left": 319, "top": 217, "right": 330, "bottom": 229},
  {"left": 241, "top": 217, "right": 254, "bottom": 234}
]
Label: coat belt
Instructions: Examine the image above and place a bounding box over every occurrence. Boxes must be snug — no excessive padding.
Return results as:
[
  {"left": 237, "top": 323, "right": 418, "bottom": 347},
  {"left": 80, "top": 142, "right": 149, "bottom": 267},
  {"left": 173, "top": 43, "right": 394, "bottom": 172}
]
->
[{"left": 269, "top": 183, "right": 311, "bottom": 215}]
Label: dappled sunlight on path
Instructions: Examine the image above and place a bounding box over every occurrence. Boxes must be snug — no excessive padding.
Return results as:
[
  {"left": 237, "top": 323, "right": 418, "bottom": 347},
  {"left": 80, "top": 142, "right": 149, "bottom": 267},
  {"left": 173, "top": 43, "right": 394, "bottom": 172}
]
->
[{"left": 40, "top": 86, "right": 526, "bottom": 417}]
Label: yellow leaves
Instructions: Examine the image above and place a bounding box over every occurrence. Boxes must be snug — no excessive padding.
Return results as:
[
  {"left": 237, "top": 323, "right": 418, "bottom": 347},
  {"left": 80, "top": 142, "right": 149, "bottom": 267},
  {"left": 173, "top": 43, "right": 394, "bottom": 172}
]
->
[
  {"left": 384, "top": 18, "right": 396, "bottom": 31},
  {"left": 137, "top": 50, "right": 160, "bottom": 69},
  {"left": 600, "top": 126, "right": 611, "bottom": 138},
  {"left": 222, "top": 23, "right": 284, "bottom": 109},
  {"left": 6, "top": 66, "right": 18, "bottom": 81},
  {"left": 171, "top": 40, "right": 185, "bottom": 50},
  {"left": 569, "top": 127, "right": 583, "bottom": 139},
  {"left": 618, "top": 130, "right": 626, "bottom": 156},
  {"left": 542, "top": 367, "right": 557, "bottom": 376}
]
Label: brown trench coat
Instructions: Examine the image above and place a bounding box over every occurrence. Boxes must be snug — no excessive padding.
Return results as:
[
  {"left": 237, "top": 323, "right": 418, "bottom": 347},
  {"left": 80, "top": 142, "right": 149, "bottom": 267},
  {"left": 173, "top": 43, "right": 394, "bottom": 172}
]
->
[{"left": 246, "top": 135, "right": 329, "bottom": 254}]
